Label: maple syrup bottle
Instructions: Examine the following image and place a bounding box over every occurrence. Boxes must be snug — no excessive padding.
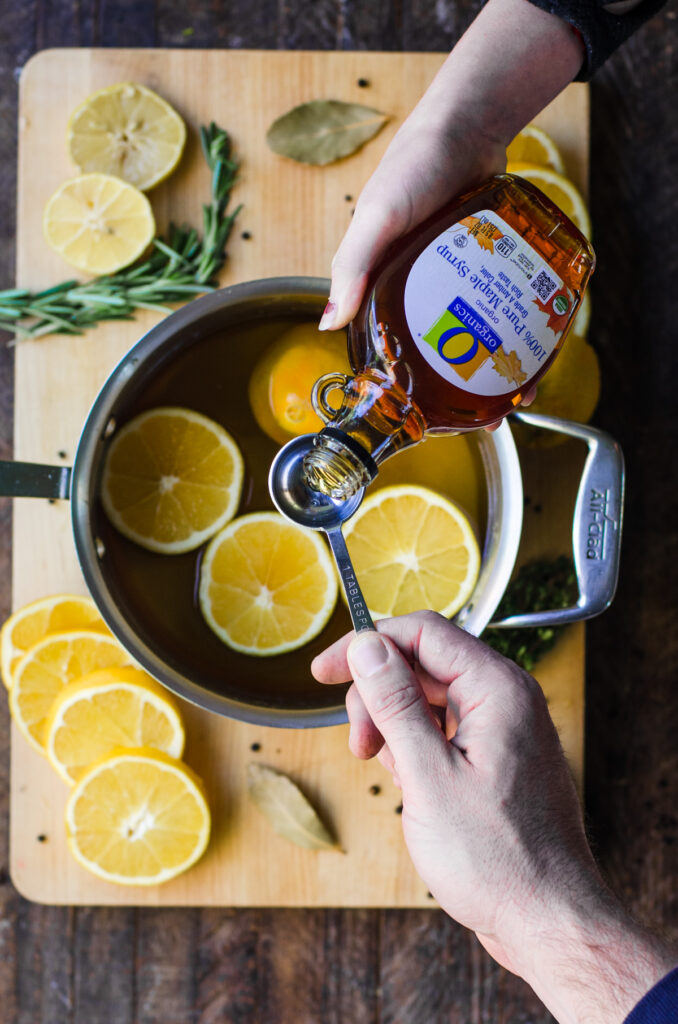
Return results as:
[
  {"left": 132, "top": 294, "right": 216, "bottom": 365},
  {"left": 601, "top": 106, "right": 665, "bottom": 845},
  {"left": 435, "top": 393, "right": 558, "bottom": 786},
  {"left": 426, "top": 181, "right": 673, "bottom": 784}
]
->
[{"left": 303, "top": 173, "right": 595, "bottom": 500}]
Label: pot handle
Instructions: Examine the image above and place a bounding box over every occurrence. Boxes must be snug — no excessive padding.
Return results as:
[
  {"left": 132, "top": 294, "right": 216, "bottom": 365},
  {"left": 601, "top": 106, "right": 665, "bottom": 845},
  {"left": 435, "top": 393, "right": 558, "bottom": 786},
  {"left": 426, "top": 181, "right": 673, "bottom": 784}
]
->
[
  {"left": 0, "top": 460, "right": 72, "bottom": 500},
  {"left": 489, "top": 411, "right": 625, "bottom": 629}
]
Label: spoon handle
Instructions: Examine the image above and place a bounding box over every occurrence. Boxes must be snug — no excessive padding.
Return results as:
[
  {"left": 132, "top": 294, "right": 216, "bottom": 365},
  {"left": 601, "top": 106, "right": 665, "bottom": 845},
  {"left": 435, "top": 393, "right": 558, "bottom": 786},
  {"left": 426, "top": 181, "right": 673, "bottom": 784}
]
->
[{"left": 326, "top": 528, "right": 375, "bottom": 633}]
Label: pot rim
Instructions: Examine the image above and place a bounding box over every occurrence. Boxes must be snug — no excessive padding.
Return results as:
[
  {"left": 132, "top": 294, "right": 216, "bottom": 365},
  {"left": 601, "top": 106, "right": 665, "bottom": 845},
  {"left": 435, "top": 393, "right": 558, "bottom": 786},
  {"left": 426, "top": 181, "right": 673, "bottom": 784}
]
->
[{"left": 69, "top": 277, "right": 523, "bottom": 728}]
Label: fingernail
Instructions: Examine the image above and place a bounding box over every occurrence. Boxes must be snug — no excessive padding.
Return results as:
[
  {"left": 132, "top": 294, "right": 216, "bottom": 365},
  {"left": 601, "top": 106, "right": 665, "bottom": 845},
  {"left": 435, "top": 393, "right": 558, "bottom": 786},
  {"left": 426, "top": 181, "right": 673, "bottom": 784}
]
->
[
  {"left": 318, "top": 299, "right": 337, "bottom": 331},
  {"left": 349, "top": 632, "right": 388, "bottom": 677}
]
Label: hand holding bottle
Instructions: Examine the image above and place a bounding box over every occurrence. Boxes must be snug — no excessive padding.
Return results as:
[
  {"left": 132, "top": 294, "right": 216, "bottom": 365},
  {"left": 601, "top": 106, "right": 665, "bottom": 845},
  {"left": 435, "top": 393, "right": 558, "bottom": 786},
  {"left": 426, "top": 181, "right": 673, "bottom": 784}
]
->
[
  {"left": 319, "top": 0, "right": 586, "bottom": 333},
  {"left": 312, "top": 612, "right": 677, "bottom": 1022}
]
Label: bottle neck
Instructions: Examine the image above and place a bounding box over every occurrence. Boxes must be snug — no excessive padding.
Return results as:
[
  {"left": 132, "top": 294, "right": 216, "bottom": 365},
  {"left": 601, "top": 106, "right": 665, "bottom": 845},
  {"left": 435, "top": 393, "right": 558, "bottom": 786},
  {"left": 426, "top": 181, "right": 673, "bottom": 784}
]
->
[{"left": 302, "top": 368, "right": 425, "bottom": 500}]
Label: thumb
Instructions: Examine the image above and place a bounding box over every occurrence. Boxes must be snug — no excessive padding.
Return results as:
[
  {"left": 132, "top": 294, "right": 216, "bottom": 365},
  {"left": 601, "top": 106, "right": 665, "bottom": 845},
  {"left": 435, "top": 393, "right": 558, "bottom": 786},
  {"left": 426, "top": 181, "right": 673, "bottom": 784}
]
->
[{"left": 347, "top": 631, "right": 449, "bottom": 782}]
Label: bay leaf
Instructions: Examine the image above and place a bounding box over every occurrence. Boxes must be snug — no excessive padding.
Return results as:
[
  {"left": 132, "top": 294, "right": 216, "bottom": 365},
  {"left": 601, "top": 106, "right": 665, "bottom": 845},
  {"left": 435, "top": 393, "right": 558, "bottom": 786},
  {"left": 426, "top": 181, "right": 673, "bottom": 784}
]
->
[
  {"left": 266, "top": 99, "right": 389, "bottom": 166},
  {"left": 246, "top": 763, "right": 340, "bottom": 851}
]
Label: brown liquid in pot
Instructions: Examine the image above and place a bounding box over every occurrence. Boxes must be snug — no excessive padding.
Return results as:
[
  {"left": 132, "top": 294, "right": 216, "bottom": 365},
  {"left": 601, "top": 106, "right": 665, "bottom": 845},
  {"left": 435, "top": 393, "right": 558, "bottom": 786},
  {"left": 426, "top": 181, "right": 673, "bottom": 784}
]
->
[{"left": 94, "top": 317, "right": 486, "bottom": 710}]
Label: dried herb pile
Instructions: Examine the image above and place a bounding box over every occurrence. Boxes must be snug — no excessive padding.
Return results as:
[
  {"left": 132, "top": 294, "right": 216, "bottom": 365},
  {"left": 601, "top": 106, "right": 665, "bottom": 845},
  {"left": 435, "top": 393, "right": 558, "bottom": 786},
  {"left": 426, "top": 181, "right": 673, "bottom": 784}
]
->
[{"left": 482, "top": 556, "right": 578, "bottom": 671}]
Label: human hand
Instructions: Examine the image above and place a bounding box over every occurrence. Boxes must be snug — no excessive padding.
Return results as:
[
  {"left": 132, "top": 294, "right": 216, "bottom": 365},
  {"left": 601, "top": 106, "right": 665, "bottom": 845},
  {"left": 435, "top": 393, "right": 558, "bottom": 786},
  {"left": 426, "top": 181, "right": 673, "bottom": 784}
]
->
[
  {"left": 312, "top": 612, "right": 676, "bottom": 1021},
  {"left": 312, "top": 612, "right": 594, "bottom": 970},
  {"left": 318, "top": 112, "right": 506, "bottom": 331},
  {"left": 318, "top": 0, "right": 589, "bottom": 334}
]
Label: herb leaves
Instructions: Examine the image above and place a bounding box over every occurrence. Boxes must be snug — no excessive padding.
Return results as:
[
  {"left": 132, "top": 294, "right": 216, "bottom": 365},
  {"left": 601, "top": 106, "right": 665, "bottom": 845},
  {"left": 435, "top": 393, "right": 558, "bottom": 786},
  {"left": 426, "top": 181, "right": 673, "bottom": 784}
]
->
[
  {"left": 266, "top": 99, "right": 388, "bottom": 166},
  {"left": 0, "top": 122, "right": 241, "bottom": 342}
]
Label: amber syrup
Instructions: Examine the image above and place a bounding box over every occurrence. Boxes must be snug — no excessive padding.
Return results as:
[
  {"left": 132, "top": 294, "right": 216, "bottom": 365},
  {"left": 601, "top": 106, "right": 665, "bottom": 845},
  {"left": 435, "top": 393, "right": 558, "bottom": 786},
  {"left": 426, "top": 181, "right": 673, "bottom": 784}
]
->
[{"left": 305, "top": 174, "right": 595, "bottom": 500}]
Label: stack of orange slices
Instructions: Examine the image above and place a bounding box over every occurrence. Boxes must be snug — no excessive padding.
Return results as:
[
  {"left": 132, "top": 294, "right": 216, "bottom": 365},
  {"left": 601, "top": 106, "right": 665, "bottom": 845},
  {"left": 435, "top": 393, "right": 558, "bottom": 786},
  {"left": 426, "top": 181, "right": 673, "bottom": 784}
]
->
[{"left": 2, "top": 593, "right": 210, "bottom": 886}]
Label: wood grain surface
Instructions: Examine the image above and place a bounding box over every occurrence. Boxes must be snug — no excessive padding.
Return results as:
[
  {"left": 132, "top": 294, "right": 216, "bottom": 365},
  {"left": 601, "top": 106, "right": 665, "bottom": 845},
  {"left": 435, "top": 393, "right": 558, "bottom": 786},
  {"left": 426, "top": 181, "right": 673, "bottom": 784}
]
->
[
  {"left": 0, "top": 3, "right": 676, "bottom": 1022},
  {"left": 10, "top": 47, "right": 586, "bottom": 910}
]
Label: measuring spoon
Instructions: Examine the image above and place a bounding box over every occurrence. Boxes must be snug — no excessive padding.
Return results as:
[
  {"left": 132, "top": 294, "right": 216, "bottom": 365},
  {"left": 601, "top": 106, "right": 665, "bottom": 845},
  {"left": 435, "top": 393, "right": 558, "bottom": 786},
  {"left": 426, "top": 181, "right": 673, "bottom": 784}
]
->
[{"left": 269, "top": 435, "right": 374, "bottom": 633}]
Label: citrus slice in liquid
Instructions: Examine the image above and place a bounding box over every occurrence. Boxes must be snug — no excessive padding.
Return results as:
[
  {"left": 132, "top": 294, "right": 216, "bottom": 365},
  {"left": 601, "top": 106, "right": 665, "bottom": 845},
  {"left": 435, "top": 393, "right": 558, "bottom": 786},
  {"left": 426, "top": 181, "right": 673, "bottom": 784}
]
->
[
  {"left": 45, "top": 666, "right": 185, "bottom": 785},
  {"left": 101, "top": 407, "right": 244, "bottom": 554},
  {"left": 199, "top": 512, "right": 338, "bottom": 656},
  {"left": 43, "top": 173, "right": 155, "bottom": 275},
  {"left": 67, "top": 82, "right": 186, "bottom": 191},
  {"left": 342, "top": 484, "right": 480, "bottom": 620},
  {"left": 248, "top": 324, "right": 350, "bottom": 444},
  {"left": 65, "top": 748, "right": 210, "bottom": 885}
]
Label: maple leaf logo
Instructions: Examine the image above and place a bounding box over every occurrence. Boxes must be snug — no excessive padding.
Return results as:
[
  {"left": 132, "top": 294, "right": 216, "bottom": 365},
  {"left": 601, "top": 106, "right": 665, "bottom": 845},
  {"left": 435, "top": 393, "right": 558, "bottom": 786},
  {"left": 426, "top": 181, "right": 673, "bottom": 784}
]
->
[
  {"left": 491, "top": 347, "right": 528, "bottom": 387},
  {"left": 532, "top": 289, "right": 570, "bottom": 334},
  {"left": 458, "top": 215, "right": 504, "bottom": 254}
]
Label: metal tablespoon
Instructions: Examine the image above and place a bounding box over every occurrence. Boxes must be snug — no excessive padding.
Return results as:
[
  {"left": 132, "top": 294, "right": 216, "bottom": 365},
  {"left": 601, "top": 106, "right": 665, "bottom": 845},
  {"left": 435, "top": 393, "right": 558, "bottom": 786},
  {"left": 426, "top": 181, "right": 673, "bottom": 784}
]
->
[{"left": 268, "top": 435, "right": 374, "bottom": 633}]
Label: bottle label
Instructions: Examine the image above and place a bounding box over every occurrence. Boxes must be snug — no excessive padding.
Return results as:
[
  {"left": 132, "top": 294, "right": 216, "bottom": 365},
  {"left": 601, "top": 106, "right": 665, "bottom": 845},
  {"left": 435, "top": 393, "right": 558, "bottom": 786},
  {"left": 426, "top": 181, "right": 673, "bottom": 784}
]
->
[{"left": 404, "top": 210, "right": 572, "bottom": 395}]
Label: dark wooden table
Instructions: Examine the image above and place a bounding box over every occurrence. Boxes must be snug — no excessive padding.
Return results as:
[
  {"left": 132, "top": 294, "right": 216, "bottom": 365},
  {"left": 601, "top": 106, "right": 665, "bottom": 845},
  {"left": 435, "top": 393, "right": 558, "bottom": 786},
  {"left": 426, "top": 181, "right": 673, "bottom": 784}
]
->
[{"left": 0, "top": 3, "right": 676, "bottom": 1021}]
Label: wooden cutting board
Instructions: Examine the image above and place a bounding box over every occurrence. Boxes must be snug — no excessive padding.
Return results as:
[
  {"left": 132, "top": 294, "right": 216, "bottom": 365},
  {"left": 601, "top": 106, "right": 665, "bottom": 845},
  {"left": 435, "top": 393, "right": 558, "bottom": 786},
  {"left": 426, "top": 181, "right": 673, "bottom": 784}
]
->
[{"left": 11, "top": 49, "right": 587, "bottom": 906}]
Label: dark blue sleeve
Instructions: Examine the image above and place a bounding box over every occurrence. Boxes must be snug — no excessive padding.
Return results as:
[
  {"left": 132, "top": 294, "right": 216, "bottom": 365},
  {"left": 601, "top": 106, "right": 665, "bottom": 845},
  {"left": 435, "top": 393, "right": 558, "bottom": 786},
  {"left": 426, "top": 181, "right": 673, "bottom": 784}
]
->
[
  {"left": 524, "top": 1, "right": 669, "bottom": 79},
  {"left": 624, "top": 966, "right": 678, "bottom": 1023}
]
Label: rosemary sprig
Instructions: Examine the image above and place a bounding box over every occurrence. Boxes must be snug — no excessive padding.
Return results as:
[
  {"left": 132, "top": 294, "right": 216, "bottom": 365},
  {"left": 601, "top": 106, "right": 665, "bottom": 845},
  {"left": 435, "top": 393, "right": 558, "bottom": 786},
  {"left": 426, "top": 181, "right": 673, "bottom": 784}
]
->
[
  {"left": 0, "top": 122, "right": 241, "bottom": 342},
  {"left": 482, "top": 556, "right": 578, "bottom": 671}
]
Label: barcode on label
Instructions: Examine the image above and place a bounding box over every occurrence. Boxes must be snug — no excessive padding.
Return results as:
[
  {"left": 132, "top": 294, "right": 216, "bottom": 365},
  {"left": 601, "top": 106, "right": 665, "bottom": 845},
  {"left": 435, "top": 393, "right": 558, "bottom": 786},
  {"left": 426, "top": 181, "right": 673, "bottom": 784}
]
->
[{"left": 530, "top": 269, "right": 558, "bottom": 302}]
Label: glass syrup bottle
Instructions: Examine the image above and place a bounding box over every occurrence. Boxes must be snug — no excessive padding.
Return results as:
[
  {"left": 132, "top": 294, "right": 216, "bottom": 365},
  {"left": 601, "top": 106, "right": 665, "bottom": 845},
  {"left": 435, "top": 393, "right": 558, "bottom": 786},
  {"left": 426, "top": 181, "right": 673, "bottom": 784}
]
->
[{"left": 303, "top": 173, "right": 595, "bottom": 500}]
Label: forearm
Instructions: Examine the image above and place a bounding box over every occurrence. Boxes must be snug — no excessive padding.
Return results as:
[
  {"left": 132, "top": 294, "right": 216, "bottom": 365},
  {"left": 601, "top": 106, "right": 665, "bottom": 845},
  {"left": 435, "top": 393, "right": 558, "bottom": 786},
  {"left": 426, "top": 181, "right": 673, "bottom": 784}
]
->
[
  {"left": 411, "top": 0, "right": 584, "bottom": 147},
  {"left": 522, "top": 885, "right": 677, "bottom": 1023}
]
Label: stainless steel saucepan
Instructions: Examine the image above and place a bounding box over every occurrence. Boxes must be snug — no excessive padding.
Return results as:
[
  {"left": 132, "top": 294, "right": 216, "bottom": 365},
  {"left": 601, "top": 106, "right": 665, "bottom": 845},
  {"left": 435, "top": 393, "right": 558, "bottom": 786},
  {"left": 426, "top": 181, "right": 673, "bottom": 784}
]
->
[{"left": 0, "top": 277, "right": 625, "bottom": 727}]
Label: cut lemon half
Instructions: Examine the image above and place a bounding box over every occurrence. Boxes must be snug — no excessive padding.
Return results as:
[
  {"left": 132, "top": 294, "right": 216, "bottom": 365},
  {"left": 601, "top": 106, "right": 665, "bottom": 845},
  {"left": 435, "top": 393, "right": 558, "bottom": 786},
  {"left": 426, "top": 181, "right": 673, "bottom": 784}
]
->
[
  {"left": 67, "top": 82, "right": 186, "bottom": 191},
  {"left": 45, "top": 666, "right": 185, "bottom": 786},
  {"left": 43, "top": 173, "right": 155, "bottom": 275},
  {"left": 1, "top": 593, "right": 109, "bottom": 690},
  {"left": 65, "top": 747, "right": 210, "bottom": 886},
  {"left": 343, "top": 484, "right": 480, "bottom": 620},
  {"left": 101, "top": 407, "right": 244, "bottom": 554},
  {"left": 506, "top": 124, "right": 565, "bottom": 174},
  {"left": 506, "top": 162, "right": 591, "bottom": 239},
  {"left": 199, "top": 512, "right": 338, "bottom": 656},
  {"left": 10, "top": 629, "right": 131, "bottom": 754}
]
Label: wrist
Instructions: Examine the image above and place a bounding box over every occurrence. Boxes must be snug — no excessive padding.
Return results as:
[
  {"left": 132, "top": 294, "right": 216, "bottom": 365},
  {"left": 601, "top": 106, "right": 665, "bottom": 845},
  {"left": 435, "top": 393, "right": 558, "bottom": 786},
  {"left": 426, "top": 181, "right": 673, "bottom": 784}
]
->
[
  {"left": 419, "top": 0, "right": 584, "bottom": 150},
  {"left": 518, "top": 882, "right": 677, "bottom": 1023}
]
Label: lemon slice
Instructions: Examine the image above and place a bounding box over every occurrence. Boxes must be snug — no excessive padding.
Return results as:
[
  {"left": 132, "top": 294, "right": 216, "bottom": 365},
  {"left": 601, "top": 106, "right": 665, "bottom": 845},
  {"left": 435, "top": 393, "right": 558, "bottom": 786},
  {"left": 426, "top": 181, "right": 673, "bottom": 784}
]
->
[
  {"left": 343, "top": 484, "right": 480, "bottom": 620},
  {"left": 199, "top": 512, "right": 338, "bottom": 656},
  {"left": 101, "top": 407, "right": 244, "bottom": 554},
  {"left": 515, "top": 331, "right": 601, "bottom": 448},
  {"left": 1, "top": 593, "right": 109, "bottom": 690},
  {"left": 572, "top": 289, "right": 591, "bottom": 337},
  {"left": 67, "top": 82, "right": 186, "bottom": 191},
  {"left": 506, "top": 124, "right": 565, "bottom": 174},
  {"left": 65, "top": 747, "right": 210, "bottom": 886},
  {"left": 10, "top": 629, "right": 132, "bottom": 754},
  {"left": 249, "top": 324, "right": 350, "bottom": 444},
  {"left": 43, "top": 173, "right": 155, "bottom": 275},
  {"left": 506, "top": 162, "right": 591, "bottom": 239},
  {"left": 45, "top": 666, "right": 185, "bottom": 785}
]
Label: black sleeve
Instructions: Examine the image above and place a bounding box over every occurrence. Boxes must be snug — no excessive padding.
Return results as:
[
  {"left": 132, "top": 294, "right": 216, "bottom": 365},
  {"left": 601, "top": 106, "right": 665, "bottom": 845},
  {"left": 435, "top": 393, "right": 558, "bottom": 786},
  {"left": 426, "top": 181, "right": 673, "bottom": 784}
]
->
[{"left": 524, "top": 1, "right": 669, "bottom": 79}]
